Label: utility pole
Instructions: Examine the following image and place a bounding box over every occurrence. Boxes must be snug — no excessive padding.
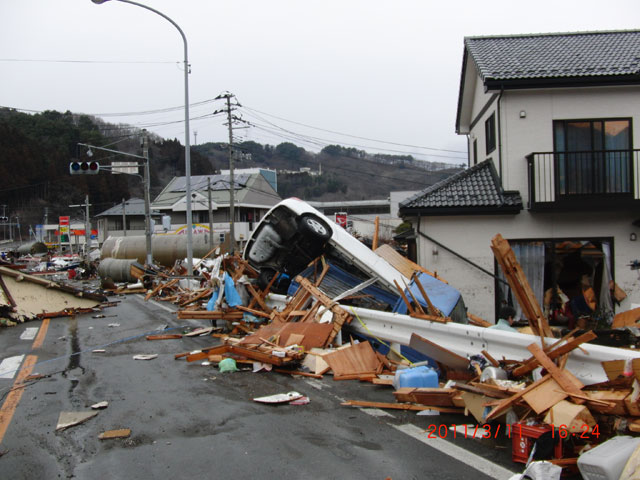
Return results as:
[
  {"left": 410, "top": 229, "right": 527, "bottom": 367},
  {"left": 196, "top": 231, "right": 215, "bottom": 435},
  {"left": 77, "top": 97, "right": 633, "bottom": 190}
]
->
[
  {"left": 142, "top": 130, "right": 153, "bottom": 266},
  {"left": 226, "top": 94, "right": 235, "bottom": 253},
  {"left": 208, "top": 177, "right": 213, "bottom": 251},
  {"left": 214, "top": 92, "right": 247, "bottom": 253},
  {"left": 122, "top": 198, "right": 127, "bottom": 237},
  {"left": 69, "top": 197, "right": 92, "bottom": 264},
  {"left": 194, "top": 130, "right": 198, "bottom": 145},
  {"left": 1, "top": 205, "right": 6, "bottom": 240}
]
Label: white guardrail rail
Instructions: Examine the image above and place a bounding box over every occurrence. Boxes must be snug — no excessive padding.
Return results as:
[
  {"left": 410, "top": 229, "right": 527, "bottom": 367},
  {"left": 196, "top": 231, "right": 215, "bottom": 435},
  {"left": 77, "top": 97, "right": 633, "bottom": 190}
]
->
[{"left": 266, "top": 294, "right": 640, "bottom": 385}]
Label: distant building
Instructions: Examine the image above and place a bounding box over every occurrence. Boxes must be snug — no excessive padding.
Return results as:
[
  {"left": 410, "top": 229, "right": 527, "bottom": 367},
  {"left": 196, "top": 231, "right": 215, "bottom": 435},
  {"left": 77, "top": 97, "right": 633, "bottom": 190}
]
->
[
  {"left": 310, "top": 192, "right": 417, "bottom": 241},
  {"left": 151, "top": 171, "right": 281, "bottom": 245},
  {"left": 95, "top": 198, "right": 162, "bottom": 243}
]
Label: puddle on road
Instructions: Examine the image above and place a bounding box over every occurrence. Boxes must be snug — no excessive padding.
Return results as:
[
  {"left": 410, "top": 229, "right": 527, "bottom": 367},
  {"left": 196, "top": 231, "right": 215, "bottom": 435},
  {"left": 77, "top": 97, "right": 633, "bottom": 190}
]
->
[{"left": 61, "top": 316, "right": 85, "bottom": 395}]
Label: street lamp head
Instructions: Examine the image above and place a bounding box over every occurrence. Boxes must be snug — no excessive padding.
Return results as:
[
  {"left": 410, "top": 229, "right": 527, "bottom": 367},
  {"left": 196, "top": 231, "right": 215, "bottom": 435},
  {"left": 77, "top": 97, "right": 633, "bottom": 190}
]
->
[{"left": 91, "top": 0, "right": 112, "bottom": 4}]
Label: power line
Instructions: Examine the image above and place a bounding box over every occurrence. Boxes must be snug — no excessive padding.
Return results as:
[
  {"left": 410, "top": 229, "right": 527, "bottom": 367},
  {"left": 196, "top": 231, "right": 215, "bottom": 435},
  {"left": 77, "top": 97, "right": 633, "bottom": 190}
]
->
[
  {"left": 241, "top": 105, "right": 467, "bottom": 155},
  {"left": 0, "top": 58, "right": 177, "bottom": 65}
]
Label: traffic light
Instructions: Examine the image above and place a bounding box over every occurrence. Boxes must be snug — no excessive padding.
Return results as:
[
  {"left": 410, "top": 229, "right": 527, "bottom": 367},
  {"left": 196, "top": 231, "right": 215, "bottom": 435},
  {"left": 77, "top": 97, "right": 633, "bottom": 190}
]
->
[{"left": 69, "top": 161, "right": 100, "bottom": 175}]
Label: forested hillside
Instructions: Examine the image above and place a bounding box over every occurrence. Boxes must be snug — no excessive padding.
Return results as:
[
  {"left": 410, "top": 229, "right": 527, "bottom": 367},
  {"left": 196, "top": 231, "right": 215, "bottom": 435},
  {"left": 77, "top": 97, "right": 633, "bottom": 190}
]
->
[{"left": 0, "top": 108, "right": 463, "bottom": 238}]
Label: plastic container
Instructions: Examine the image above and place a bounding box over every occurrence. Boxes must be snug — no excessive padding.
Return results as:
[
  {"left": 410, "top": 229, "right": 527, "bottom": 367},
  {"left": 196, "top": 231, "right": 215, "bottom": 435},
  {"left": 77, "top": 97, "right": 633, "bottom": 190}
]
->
[
  {"left": 578, "top": 435, "right": 640, "bottom": 480},
  {"left": 393, "top": 365, "right": 438, "bottom": 389}
]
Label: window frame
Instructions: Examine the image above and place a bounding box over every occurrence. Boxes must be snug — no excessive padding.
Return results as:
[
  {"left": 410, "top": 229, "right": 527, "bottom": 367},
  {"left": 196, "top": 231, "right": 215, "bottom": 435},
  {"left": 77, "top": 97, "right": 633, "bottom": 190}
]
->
[{"left": 485, "top": 113, "right": 496, "bottom": 155}]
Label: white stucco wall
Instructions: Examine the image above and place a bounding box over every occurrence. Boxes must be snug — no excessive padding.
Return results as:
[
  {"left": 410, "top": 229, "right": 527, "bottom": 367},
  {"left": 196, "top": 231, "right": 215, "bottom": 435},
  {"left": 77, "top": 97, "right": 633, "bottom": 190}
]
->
[
  {"left": 499, "top": 86, "right": 640, "bottom": 203},
  {"left": 416, "top": 211, "right": 640, "bottom": 322}
]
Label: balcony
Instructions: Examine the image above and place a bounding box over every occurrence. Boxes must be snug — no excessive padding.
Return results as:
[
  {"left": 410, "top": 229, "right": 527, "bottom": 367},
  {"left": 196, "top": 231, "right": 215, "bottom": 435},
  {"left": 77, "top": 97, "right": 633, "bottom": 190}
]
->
[{"left": 526, "top": 149, "right": 640, "bottom": 211}]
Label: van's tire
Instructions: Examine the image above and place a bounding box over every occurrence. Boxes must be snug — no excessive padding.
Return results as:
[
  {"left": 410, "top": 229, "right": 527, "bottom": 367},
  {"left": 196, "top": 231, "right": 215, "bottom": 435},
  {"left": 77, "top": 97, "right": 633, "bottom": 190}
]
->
[
  {"left": 257, "top": 268, "right": 277, "bottom": 291},
  {"left": 298, "top": 214, "right": 331, "bottom": 243}
]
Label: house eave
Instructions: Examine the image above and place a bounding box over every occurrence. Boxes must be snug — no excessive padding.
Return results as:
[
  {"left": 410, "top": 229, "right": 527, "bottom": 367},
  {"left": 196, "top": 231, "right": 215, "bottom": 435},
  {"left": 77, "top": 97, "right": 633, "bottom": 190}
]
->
[
  {"left": 399, "top": 205, "right": 523, "bottom": 217},
  {"left": 484, "top": 74, "right": 640, "bottom": 92}
]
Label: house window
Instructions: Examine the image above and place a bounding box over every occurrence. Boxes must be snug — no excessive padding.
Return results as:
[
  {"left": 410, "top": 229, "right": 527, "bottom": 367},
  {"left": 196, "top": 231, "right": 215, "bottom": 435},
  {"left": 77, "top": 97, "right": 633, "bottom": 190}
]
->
[
  {"left": 485, "top": 113, "right": 496, "bottom": 155},
  {"left": 553, "top": 119, "right": 632, "bottom": 195}
]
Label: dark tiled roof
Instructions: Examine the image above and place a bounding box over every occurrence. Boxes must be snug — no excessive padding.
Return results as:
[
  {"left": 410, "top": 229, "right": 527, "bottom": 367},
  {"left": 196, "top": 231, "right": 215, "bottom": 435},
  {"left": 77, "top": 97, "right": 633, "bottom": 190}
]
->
[
  {"left": 465, "top": 30, "right": 640, "bottom": 82},
  {"left": 399, "top": 159, "right": 522, "bottom": 214},
  {"left": 96, "top": 198, "right": 160, "bottom": 217}
]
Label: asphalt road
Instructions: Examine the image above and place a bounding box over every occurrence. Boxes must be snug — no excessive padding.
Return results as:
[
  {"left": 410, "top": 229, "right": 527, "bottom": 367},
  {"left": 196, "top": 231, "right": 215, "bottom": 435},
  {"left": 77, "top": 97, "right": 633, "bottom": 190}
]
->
[{"left": 0, "top": 288, "right": 520, "bottom": 480}]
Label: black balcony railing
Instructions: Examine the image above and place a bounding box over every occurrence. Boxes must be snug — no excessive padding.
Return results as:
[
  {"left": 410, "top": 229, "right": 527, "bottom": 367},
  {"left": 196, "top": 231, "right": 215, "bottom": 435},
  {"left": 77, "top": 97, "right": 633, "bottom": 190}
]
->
[{"left": 526, "top": 149, "right": 640, "bottom": 210}]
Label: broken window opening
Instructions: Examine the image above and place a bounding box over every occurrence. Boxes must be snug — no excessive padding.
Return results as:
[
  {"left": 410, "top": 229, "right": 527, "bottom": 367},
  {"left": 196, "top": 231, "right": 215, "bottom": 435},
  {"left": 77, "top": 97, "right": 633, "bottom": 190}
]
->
[{"left": 496, "top": 238, "right": 615, "bottom": 330}]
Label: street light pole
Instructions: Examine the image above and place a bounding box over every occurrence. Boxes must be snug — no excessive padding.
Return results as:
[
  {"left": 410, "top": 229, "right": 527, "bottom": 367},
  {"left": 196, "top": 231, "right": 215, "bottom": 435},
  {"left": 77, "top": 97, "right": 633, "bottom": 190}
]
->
[{"left": 91, "top": 0, "right": 193, "bottom": 275}]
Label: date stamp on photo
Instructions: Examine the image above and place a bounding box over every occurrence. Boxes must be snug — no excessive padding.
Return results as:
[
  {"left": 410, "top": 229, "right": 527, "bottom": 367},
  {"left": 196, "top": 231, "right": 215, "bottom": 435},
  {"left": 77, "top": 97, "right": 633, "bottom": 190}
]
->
[{"left": 423, "top": 423, "right": 601, "bottom": 440}]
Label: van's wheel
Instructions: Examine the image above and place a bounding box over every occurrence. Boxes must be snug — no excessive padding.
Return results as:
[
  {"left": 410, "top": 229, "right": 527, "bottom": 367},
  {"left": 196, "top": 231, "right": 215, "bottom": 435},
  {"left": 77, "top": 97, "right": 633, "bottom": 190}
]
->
[
  {"left": 298, "top": 214, "right": 331, "bottom": 242},
  {"left": 257, "top": 268, "right": 277, "bottom": 291}
]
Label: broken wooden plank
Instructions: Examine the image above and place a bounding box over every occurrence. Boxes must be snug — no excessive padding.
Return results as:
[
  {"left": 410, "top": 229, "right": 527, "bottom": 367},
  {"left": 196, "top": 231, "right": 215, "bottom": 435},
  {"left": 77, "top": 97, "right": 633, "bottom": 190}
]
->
[
  {"left": 512, "top": 330, "right": 597, "bottom": 377},
  {"left": 409, "top": 333, "right": 468, "bottom": 370},
  {"left": 98, "top": 428, "right": 131, "bottom": 440},
  {"left": 527, "top": 342, "right": 584, "bottom": 403},
  {"left": 491, "top": 234, "right": 552, "bottom": 338},
  {"left": 341, "top": 400, "right": 463, "bottom": 413},
  {"left": 485, "top": 374, "right": 552, "bottom": 421},
  {"left": 146, "top": 334, "right": 183, "bottom": 340},
  {"left": 323, "top": 341, "right": 382, "bottom": 377}
]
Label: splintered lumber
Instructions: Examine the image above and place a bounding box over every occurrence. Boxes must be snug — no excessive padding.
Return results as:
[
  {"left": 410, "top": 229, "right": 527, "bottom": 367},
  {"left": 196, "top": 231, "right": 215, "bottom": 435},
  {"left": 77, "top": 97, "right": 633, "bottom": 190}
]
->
[
  {"left": 146, "top": 334, "right": 183, "bottom": 340},
  {"left": 409, "top": 333, "right": 468, "bottom": 371},
  {"left": 179, "top": 288, "right": 212, "bottom": 307},
  {"left": 526, "top": 343, "right": 585, "bottom": 404},
  {"left": 372, "top": 216, "right": 380, "bottom": 251},
  {"left": 412, "top": 275, "right": 443, "bottom": 317},
  {"left": 512, "top": 330, "right": 597, "bottom": 377},
  {"left": 295, "top": 276, "right": 352, "bottom": 345},
  {"left": 468, "top": 313, "right": 492, "bottom": 328},
  {"left": 491, "top": 234, "right": 552, "bottom": 338},
  {"left": 543, "top": 400, "right": 596, "bottom": 432},
  {"left": 245, "top": 283, "right": 273, "bottom": 313},
  {"left": 98, "top": 429, "right": 131, "bottom": 440},
  {"left": 240, "top": 322, "right": 334, "bottom": 350},
  {"left": 485, "top": 374, "right": 553, "bottom": 421},
  {"left": 145, "top": 278, "right": 178, "bottom": 301},
  {"left": 393, "top": 387, "right": 458, "bottom": 407},
  {"left": 177, "top": 310, "right": 243, "bottom": 320},
  {"left": 341, "top": 400, "right": 462, "bottom": 413},
  {"left": 374, "top": 243, "right": 446, "bottom": 283},
  {"left": 185, "top": 344, "right": 300, "bottom": 366},
  {"left": 522, "top": 377, "right": 568, "bottom": 414},
  {"left": 323, "top": 341, "right": 382, "bottom": 378}
]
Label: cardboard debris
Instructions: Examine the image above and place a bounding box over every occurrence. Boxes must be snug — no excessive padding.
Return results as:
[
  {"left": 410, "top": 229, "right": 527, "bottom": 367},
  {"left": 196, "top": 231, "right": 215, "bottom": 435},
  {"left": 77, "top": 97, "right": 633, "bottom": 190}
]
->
[
  {"left": 56, "top": 411, "right": 98, "bottom": 431},
  {"left": 91, "top": 401, "right": 109, "bottom": 410}
]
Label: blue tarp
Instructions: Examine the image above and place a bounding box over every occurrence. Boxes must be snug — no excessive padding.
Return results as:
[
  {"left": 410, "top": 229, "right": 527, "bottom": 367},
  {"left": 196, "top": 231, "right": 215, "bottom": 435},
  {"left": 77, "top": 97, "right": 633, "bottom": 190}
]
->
[
  {"left": 206, "top": 272, "right": 242, "bottom": 310},
  {"left": 392, "top": 272, "right": 461, "bottom": 316}
]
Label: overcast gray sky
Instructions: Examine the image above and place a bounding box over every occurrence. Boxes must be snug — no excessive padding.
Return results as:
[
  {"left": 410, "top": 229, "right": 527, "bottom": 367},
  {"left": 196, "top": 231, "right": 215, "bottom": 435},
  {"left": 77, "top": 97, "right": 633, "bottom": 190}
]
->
[{"left": 1, "top": 0, "right": 638, "bottom": 165}]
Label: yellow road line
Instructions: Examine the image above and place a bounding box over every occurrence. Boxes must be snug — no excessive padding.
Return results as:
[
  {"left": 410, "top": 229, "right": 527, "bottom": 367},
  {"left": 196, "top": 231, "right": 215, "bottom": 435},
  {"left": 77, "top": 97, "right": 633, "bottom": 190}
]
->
[
  {"left": 0, "top": 355, "right": 37, "bottom": 444},
  {"left": 32, "top": 318, "right": 50, "bottom": 350}
]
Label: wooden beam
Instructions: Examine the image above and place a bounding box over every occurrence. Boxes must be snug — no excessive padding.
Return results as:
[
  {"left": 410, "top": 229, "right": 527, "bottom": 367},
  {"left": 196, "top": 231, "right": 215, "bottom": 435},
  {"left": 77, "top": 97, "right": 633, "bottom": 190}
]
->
[
  {"left": 490, "top": 234, "right": 552, "bottom": 338},
  {"left": 512, "top": 331, "right": 597, "bottom": 377},
  {"left": 527, "top": 343, "right": 584, "bottom": 404}
]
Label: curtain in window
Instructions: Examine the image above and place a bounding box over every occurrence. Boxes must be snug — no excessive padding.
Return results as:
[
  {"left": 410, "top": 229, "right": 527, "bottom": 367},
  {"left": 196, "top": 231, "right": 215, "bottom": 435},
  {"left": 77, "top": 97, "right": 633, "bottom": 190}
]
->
[
  {"left": 497, "top": 242, "right": 545, "bottom": 321},
  {"left": 599, "top": 242, "right": 614, "bottom": 325}
]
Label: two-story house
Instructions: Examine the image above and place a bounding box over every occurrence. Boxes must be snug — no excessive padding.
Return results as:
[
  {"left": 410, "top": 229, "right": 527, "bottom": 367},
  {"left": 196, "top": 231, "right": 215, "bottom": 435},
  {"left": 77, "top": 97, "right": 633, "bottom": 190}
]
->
[{"left": 399, "top": 30, "right": 640, "bottom": 324}]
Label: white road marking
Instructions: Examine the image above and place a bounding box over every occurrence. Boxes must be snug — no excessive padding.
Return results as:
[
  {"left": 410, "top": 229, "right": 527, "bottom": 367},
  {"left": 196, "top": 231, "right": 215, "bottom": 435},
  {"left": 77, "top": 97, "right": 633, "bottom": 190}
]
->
[
  {"left": 148, "top": 299, "right": 176, "bottom": 313},
  {"left": 392, "top": 423, "right": 515, "bottom": 480},
  {"left": 361, "top": 408, "right": 394, "bottom": 418},
  {"left": 20, "top": 328, "right": 39, "bottom": 340},
  {"left": 0, "top": 355, "right": 25, "bottom": 379},
  {"left": 451, "top": 424, "right": 489, "bottom": 439}
]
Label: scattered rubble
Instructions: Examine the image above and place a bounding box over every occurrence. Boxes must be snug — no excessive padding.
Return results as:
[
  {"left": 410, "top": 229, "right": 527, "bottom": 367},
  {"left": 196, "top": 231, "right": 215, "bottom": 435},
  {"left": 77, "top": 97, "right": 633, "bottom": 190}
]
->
[{"left": 4, "top": 212, "right": 640, "bottom": 477}]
